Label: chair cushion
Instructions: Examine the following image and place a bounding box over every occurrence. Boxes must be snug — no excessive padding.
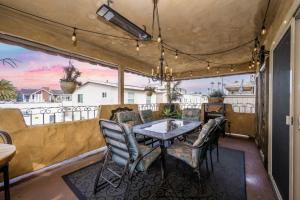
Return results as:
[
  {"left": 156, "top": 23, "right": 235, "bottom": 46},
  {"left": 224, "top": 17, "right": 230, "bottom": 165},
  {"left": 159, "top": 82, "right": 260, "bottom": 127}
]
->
[
  {"left": 139, "top": 110, "right": 153, "bottom": 124},
  {"left": 215, "top": 116, "right": 226, "bottom": 128},
  {"left": 181, "top": 108, "right": 200, "bottom": 121},
  {"left": 193, "top": 119, "right": 216, "bottom": 146},
  {"left": 167, "top": 142, "right": 197, "bottom": 168},
  {"left": 121, "top": 123, "right": 159, "bottom": 171},
  {"left": 116, "top": 111, "right": 142, "bottom": 125},
  {"left": 137, "top": 144, "right": 161, "bottom": 171}
]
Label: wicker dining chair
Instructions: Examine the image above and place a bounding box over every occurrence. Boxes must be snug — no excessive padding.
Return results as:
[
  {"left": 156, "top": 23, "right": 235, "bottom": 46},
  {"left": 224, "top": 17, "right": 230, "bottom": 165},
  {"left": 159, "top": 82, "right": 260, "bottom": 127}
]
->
[{"left": 94, "top": 119, "right": 160, "bottom": 195}]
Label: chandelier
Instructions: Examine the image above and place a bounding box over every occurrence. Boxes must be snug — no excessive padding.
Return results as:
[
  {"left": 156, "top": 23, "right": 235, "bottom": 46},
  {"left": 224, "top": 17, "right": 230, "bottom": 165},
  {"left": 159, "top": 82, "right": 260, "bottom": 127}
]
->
[
  {"left": 150, "top": 0, "right": 174, "bottom": 84},
  {"left": 151, "top": 50, "right": 173, "bottom": 84}
]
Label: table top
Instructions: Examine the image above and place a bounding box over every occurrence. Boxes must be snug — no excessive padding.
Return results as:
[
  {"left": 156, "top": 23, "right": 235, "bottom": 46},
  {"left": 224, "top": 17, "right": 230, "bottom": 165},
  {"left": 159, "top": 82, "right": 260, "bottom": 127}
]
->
[
  {"left": 0, "top": 144, "right": 16, "bottom": 166},
  {"left": 133, "top": 119, "right": 201, "bottom": 141}
]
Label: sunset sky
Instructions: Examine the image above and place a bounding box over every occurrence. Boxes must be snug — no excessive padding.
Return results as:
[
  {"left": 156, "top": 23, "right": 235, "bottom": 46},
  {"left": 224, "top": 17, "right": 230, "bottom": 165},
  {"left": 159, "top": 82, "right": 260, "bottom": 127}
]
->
[{"left": 0, "top": 42, "right": 253, "bottom": 94}]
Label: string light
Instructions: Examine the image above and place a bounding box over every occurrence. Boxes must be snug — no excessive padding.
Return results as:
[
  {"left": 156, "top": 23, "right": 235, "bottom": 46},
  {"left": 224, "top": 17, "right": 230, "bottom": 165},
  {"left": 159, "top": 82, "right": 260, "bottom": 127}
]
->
[
  {"left": 261, "top": 0, "right": 270, "bottom": 36},
  {"left": 175, "top": 50, "right": 178, "bottom": 59},
  {"left": 190, "top": 71, "right": 193, "bottom": 77},
  {"left": 261, "top": 25, "right": 266, "bottom": 35},
  {"left": 162, "top": 48, "right": 165, "bottom": 56},
  {"left": 230, "top": 65, "right": 234, "bottom": 72},
  {"left": 207, "top": 62, "right": 210, "bottom": 70},
  {"left": 157, "top": 33, "right": 162, "bottom": 43},
  {"left": 136, "top": 40, "right": 140, "bottom": 51},
  {"left": 249, "top": 62, "right": 252, "bottom": 69},
  {"left": 72, "top": 28, "right": 77, "bottom": 42},
  {"left": 0, "top": 3, "right": 265, "bottom": 72}
]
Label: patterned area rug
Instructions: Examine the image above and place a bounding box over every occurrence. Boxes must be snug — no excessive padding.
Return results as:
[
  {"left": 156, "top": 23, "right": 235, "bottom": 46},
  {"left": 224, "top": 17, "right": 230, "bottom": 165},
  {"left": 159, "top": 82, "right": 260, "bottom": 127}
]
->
[{"left": 63, "top": 147, "right": 246, "bottom": 200}]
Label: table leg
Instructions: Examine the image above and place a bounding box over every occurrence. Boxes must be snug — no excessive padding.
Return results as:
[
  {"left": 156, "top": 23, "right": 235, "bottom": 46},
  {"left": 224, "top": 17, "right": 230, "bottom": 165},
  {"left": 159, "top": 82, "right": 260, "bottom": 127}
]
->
[
  {"left": 160, "top": 140, "right": 166, "bottom": 180},
  {"left": 3, "top": 165, "right": 10, "bottom": 200}
]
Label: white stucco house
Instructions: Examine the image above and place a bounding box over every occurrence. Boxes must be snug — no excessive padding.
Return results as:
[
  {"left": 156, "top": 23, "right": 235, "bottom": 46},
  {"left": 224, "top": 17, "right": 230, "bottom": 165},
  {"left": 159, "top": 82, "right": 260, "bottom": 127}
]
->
[{"left": 71, "top": 81, "right": 164, "bottom": 106}]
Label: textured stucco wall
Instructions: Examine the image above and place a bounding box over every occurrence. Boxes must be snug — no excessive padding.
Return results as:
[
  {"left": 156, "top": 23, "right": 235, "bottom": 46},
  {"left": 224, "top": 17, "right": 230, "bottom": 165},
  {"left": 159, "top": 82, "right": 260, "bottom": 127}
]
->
[{"left": 0, "top": 108, "right": 105, "bottom": 178}]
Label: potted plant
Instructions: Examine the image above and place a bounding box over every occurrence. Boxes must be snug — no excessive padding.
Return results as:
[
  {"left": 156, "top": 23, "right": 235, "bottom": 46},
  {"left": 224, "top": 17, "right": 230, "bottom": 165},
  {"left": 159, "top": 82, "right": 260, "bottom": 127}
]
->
[
  {"left": 60, "top": 61, "right": 81, "bottom": 94},
  {"left": 144, "top": 86, "right": 156, "bottom": 96},
  {"left": 162, "top": 107, "right": 181, "bottom": 119},
  {"left": 208, "top": 89, "right": 225, "bottom": 103}
]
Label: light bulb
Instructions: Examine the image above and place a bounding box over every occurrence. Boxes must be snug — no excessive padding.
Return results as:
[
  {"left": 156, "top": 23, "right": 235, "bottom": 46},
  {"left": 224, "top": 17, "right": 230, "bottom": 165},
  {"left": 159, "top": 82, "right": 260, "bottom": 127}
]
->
[
  {"left": 175, "top": 51, "right": 178, "bottom": 59},
  {"left": 207, "top": 62, "right": 210, "bottom": 70},
  {"left": 72, "top": 28, "right": 76, "bottom": 42},
  {"left": 162, "top": 49, "right": 165, "bottom": 56},
  {"left": 136, "top": 40, "right": 140, "bottom": 51},
  {"left": 157, "top": 34, "right": 161, "bottom": 43},
  {"left": 249, "top": 65, "right": 252, "bottom": 69},
  {"left": 231, "top": 68, "right": 234, "bottom": 72},
  {"left": 72, "top": 35, "right": 76, "bottom": 42},
  {"left": 261, "top": 26, "right": 266, "bottom": 35}
]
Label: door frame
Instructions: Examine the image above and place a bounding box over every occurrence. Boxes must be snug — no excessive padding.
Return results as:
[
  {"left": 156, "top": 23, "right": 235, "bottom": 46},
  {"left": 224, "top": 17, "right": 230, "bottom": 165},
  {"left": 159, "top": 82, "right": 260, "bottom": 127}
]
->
[{"left": 268, "top": 18, "right": 295, "bottom": 200}]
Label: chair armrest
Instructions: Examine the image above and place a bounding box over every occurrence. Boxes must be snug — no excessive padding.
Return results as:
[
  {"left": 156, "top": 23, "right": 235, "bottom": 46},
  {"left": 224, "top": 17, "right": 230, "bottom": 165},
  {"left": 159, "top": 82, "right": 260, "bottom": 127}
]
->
[
  {"left": 0, "top": 131, "right": 12, "bottom": 144},
  {"left": 129, "top": 145, "right": 160, "bottom": 179}
]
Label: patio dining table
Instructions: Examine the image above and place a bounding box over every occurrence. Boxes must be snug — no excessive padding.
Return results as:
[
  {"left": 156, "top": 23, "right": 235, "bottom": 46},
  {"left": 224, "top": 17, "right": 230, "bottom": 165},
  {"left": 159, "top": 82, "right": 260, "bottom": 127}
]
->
[{"left": 133, "top": 118, "right": 201, "bottom": 180}]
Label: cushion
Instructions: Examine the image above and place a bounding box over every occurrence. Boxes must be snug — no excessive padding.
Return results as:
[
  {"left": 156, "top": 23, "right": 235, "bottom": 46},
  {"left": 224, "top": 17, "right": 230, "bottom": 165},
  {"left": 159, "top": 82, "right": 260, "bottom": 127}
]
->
[
  {"left": 101, "top": 120, "right": 159, "bottom": 172},
  {"left": 182, "top": 108, "right": 200, "bottom": 121},
  {"left": 122, "top": 123, "right": 158, "bottom": 171},
  {"left": 215, "top": 116, "right": 225, "bottom": 128},
  {"left": 116, "top": 111, "right": 142, "bottom": 125},
  {"left": 137, "top": 144, "right": 161, "bottom": 171},
  {"left": 139, "top": 110, "right": 153, "bottom": 123},
  {"left": 167, "top": 142, "right": 196, "bottom": 168},
  {"left": 193, "top": 119, "right": 216, "bottom": 146}
]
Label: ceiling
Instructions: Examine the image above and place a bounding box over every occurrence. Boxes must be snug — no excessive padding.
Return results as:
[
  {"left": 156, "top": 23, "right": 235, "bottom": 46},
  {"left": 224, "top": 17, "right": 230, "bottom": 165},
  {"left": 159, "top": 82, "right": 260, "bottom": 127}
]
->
[{"left": 0, "top": 0, "right": 291, "bottom": 79}]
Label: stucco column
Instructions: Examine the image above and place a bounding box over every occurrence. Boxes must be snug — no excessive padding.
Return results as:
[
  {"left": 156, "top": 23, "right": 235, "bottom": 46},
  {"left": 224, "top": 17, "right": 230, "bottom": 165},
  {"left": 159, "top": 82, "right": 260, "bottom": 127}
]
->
[{"left": 118, "top": 65, "right": 125, "bottom": 105}]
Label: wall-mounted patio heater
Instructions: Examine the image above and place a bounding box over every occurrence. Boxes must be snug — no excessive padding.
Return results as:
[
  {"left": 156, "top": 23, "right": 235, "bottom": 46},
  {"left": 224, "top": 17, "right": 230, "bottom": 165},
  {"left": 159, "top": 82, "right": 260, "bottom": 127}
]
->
[{"left": 96, "top": 4, "right": 152, "bottom": 41}]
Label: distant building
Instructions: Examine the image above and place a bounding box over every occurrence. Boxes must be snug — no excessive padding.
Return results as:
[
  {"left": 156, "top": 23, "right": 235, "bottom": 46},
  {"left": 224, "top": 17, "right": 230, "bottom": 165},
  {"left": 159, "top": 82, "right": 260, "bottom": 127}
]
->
[
  {"left": 224, "top": 80, "right": 256, "bottom": 95},
  {"left": 71, "top": 81, "right": 165, "bottom": 106},
  {"left": 17, "top": 87, "right": 71, "bottom": 103},
  {"left": 178, "top": 93, "right": 208, "bottom": 104}
]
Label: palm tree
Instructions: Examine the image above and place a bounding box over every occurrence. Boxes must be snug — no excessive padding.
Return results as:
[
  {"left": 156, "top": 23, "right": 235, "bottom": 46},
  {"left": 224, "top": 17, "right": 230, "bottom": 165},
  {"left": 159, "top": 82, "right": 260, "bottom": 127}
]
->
[
  {"left": 166, "top": 81, "right": 183, "bottom": 103},
  {"left": 210, "top": 81, "right": 215, "bottom": 90},
  {"left": 0, "top": 58, "right": 18, "bottom": 68},
  {"left": 217, "top": 81, "right": 221, "bottom": 89},
  {"left": 0, "top": 79, "right": 17, "bottom": 101}
]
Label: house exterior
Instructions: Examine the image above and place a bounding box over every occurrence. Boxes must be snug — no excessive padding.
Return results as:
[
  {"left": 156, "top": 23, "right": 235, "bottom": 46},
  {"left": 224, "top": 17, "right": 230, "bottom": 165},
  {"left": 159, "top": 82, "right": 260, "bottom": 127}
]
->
[
  {"left": 71, "top": 81, "right": 163, "bottom": 106},
  {"left": 17, "top": 87, "right": 72, "bottom": 103},
  {"left": 178, "top": 93, "right": 208, "bottom": 104},
  {"left": 224, "top": 80, "right": 256, "bottom": 95}
]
